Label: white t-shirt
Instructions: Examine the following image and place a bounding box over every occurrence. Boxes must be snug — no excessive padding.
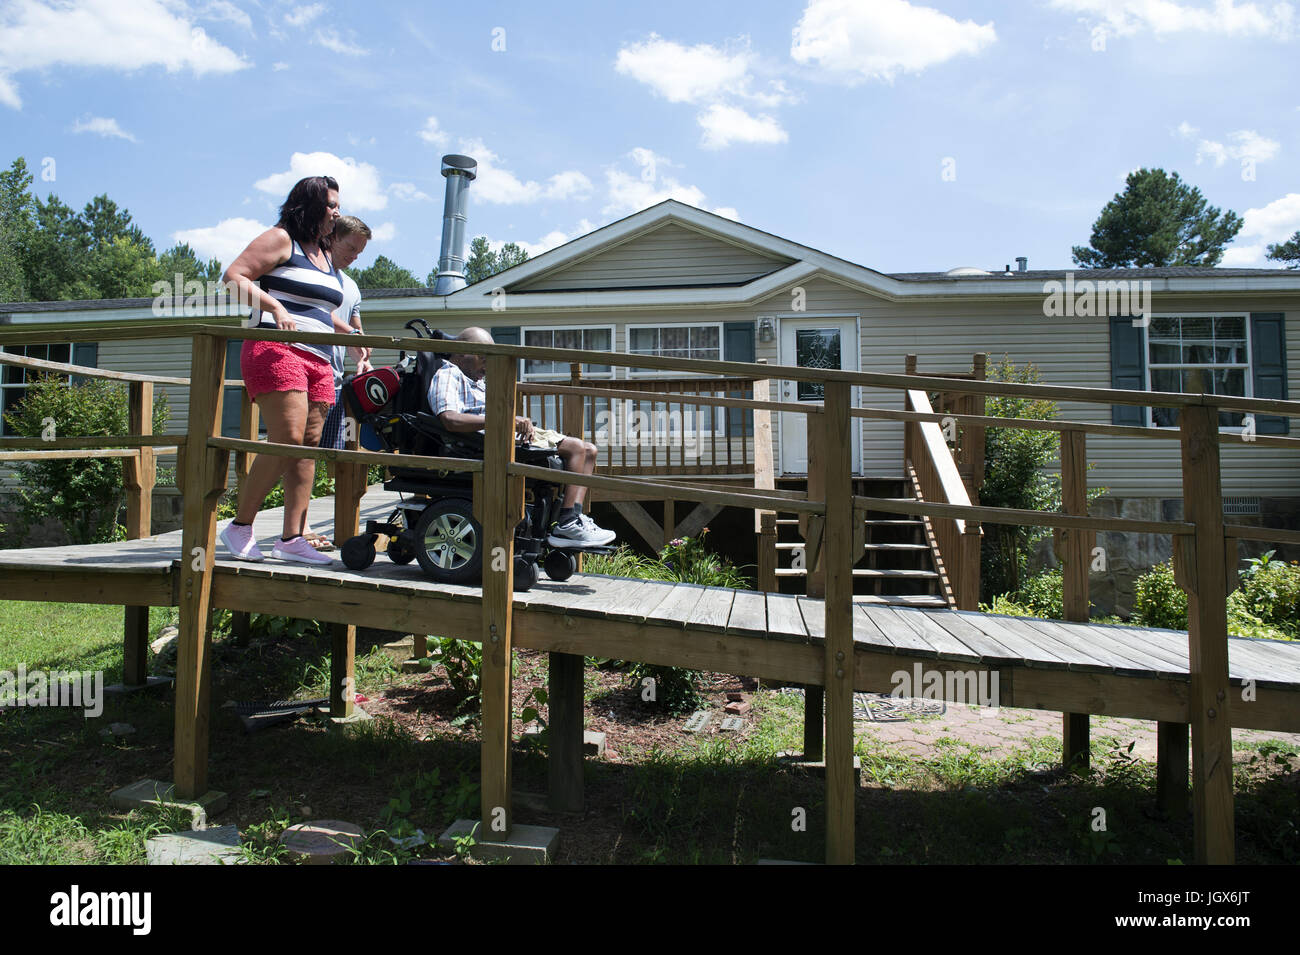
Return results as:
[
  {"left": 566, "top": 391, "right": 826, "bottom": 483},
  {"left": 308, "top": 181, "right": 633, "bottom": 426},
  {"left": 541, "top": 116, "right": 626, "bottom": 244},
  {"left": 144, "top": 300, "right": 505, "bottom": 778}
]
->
[{"left": 330, "top": 271, "right": 362, "bottom": 385}]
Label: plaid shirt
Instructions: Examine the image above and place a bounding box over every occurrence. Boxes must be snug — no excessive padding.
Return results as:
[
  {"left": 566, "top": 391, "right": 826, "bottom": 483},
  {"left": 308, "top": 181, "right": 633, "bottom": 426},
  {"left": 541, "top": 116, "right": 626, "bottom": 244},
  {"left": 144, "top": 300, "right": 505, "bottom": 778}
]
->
[{"left": 428, "top": 359, "right": 486, "bottom": 423}]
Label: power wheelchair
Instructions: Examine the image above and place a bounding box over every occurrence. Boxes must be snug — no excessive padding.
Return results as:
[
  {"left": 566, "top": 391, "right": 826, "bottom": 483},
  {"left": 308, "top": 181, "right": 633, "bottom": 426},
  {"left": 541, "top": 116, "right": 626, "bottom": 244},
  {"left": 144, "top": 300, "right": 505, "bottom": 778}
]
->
[{"left": 336, "top": 319, "right": 611, "bottom": 592}]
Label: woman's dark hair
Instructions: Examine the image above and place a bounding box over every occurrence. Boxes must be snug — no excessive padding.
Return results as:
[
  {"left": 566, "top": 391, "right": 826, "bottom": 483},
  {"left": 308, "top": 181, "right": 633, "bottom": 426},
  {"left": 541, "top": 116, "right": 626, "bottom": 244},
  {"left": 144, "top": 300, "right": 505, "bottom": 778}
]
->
[{"left": 276, "top": 175, "right": 339, "bottom": 250}]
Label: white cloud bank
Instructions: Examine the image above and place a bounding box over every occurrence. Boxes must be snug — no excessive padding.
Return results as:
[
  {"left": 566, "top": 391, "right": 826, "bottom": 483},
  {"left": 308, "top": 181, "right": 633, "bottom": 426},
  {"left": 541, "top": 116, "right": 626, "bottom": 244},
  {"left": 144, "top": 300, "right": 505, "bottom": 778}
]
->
[
  {"left": 0, "top": 0, "right": 249, "bottom": 109},
  {"left": 791, "top": 0, "right": 997, "bottom": 83},
  {"left": 1221, "top": 193, "right": 1300, "bottom": 266},
  {"left": 254, "top": 151, "right": 389, "bottom": 212},
  {"left": 1050, "top": 0, "right": 1294, "bottom": 39},
  {"left": 70, "top": 115, "right": 136, "bottom": 142}
]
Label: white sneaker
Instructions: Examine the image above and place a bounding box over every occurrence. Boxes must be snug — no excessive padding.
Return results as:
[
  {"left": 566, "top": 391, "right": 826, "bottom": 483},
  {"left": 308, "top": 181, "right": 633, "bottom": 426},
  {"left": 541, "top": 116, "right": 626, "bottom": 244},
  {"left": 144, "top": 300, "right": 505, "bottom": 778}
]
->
[
  {"left": 548, "top": 514, "right": 615, "bottom": 548},
  {"left": 271, "top": 535, "right": 335, "bottom": 566}
]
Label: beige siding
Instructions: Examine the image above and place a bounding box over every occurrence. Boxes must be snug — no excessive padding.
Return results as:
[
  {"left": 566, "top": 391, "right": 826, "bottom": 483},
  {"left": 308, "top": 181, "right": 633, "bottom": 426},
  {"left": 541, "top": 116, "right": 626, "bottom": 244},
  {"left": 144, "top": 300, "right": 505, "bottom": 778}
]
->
[{"left": 513, "top": 223, "right": 792, "bottom": 291}]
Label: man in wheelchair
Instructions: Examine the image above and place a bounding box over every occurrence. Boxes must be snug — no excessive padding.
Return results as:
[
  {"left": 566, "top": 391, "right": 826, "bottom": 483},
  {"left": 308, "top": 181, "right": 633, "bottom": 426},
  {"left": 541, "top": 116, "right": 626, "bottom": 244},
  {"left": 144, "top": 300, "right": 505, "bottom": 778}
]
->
[{"left": 430, "top": 327, "right": 615, "bottom": 548}]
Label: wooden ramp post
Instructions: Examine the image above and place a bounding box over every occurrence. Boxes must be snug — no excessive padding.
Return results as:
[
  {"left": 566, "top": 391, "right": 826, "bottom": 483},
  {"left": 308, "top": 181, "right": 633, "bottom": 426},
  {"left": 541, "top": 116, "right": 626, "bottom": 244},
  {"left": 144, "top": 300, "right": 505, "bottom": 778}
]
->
[
  {"left": 1058, "top": 429, "right": 1092, "bottom": 770},
  {"left": 174, "top": 333, "right": 228, "bottom": 800},
  {"left": 1179, "top": 403, "right": 1234, "bottom": 864},
  {"left": 122, "top": 381, "right": 155, "bottom": 687},
  {"left": 231, "top": 389, "right": 259, "bottom": 648},
  {"left": 821, "top": 382, "right": 856, "bottom": 864},
  {"left": 480, "top": 353, "right": 517, "bottom": 841},
  {"left": 802, "top": 411, "right": 826, "bottom": 762},
  {"left": 330, "top": 413, "right": 366, "bottom": 720}
]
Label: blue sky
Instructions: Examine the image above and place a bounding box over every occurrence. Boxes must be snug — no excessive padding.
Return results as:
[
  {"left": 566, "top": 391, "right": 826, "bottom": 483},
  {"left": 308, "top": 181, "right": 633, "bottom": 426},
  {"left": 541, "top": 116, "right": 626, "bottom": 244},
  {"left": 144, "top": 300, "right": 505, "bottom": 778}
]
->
[{"left": 1, "top": 0, "right": 1296, "bottom": 282}]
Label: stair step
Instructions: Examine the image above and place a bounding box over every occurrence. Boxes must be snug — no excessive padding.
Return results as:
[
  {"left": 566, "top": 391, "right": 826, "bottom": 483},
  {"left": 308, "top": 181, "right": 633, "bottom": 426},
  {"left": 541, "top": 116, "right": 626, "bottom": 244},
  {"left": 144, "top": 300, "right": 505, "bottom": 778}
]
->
[
  {"left": 855, "top": 594, "right": 950, "bottom": 608},
  {"left": 775, "top": 568, "right": 940, "bottom": 579}
]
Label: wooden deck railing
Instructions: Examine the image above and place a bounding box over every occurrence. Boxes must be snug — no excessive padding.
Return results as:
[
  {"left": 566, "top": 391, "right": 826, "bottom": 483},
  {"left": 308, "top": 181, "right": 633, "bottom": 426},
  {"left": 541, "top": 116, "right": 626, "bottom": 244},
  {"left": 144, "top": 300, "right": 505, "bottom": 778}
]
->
[{"left": 2, "top": 322, "right": 1300, "bottom": 865}]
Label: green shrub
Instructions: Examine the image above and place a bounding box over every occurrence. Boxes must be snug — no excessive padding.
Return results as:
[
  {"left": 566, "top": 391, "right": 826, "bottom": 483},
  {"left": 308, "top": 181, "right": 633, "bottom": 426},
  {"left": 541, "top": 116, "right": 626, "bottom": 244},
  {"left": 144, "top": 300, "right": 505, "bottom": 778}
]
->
[
  {"left": 1238, "top": 553, "right": 1300, "bottom": 638},
  {"left": 3, "top": 374, "right": 171, "bottom": 543},
  {"left": 429, "top": 637, "right": 482, "bottom": 724},
  {"left": 1013, "top": 569, "right": 1064, "bottom": 619},
  {"left": 1133, "top": 561, "right": 1188, "bottom": 629}
]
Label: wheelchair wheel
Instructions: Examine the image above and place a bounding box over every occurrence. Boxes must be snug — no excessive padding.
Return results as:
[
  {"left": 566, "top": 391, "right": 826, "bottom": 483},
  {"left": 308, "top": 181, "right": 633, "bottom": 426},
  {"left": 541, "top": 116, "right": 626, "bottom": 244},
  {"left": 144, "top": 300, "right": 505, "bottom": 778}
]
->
[
  {"left": 387, "top": 536, "right": 416, "bottom": 565},
  {"left": 413, "top": 499, "right": 482, "bottom": 585},
  {"left": 341, "top": 534, "right": 377, "bottom": 571},
  {"left": 543, "top": 549, "right": 576, "bottom": 582},
  {"left": 513, "top": 556, "right": 539, "bottom": 592}
]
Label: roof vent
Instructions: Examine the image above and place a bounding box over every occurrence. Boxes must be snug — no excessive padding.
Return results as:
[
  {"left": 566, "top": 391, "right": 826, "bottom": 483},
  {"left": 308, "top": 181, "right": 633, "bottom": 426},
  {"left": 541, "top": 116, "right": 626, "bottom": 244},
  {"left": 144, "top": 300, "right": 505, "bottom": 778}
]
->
[
  {"left": 945, "top": 266, "right": 991, "bottom": 277},
  {"left": 431, "top": 154, "right": 478, "bottom": 296}
]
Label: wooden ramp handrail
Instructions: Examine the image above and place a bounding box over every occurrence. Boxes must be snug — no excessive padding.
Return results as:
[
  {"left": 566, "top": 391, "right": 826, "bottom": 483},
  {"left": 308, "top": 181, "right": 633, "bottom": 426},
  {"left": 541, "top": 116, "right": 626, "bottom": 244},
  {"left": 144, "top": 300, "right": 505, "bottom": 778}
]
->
[
  {"left": 0, "top": 350, "right": 242, "bottom": 387},
  {"left": 904, "top": 389, "right": 982, "bottom": 610}
]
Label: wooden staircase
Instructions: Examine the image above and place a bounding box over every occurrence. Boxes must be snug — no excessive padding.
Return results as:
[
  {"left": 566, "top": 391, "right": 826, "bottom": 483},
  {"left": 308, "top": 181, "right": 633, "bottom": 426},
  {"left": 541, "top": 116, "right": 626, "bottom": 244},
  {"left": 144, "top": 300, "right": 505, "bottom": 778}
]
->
[{"left": 769, "top": 478, "right": 947, "bottom": 608}]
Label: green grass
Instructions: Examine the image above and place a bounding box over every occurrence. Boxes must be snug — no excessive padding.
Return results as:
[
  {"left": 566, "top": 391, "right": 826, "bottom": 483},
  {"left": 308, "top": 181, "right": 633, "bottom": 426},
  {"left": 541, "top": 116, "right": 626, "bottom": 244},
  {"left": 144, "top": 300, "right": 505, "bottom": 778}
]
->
[{"left": 0, "top": 601, "right": 172, "bottom": 680}]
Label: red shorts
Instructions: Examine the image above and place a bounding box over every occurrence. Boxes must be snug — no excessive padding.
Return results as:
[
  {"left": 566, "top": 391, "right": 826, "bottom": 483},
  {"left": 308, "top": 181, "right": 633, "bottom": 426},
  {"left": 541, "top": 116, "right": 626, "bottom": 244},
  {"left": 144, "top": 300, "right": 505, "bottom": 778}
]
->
[{"left": 241, "top": 340, "right": 336, "bottom": 405}]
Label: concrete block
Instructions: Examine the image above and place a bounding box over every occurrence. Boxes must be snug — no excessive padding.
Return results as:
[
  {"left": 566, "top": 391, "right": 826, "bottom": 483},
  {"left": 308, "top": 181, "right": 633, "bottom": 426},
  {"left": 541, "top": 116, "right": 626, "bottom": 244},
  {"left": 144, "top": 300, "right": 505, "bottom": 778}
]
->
[
  {"left": 582, "top": 730, "right": 606, "bottom": 757},
  {"left": 776, "top": 752, "right": 862, "bottom": 783},
  {"left": 110, "top": 779, "right": 228, "bottom": 828},
  {"left": 437, "top": 819, "right": 559, "bottom": 865},
  {"left": 147, "top": 825, "right": 242, "bottom": 865},
  {"left": 279, "top": 820, "right": 365, "bottom": 864},
  {"left": 103, "top": 676, "right": 172, "bottom": 696},
  {"left": 326, "top": 703, "right": 373, "bottom": 726},
  {"left": 724, "top": 700, "right": 752, "bottom": 715}
]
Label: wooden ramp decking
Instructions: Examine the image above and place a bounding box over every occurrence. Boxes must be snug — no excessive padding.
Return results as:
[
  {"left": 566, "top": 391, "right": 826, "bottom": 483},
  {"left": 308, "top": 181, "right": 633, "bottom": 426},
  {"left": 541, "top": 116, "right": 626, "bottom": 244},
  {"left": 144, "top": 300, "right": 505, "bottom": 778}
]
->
[{"left": 1, "top": 491, "right": 1298, "bottom": 733}]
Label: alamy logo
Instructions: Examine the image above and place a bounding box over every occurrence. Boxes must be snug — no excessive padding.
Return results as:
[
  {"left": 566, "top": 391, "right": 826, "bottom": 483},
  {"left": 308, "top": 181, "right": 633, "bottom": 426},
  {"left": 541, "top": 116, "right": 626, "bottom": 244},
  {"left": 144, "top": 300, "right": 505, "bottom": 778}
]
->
[
  {"left": 1042, "top": 272, "right": 1152, "bottom": 327},
  {"left": 0, "top": 665, "right": 103, "bottom": 718},
  {"left": 890, "top": 663, "right": 999, "bottom": 716},
  {"left": 49, "top": 885, "right": 151, "bottom": 935}
]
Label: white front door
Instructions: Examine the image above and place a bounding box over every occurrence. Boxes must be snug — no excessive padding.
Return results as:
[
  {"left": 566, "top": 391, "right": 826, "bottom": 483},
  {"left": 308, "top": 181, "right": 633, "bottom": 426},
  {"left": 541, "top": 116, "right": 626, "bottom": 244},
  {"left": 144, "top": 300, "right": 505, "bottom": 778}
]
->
[{"left": 778, "top": 317, "right": 860, "bottom": 474}]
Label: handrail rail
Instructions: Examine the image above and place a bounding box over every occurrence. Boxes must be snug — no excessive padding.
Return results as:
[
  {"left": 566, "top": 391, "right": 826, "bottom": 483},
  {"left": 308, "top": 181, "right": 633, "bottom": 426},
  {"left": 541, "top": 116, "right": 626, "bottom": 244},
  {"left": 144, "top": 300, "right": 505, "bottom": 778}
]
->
[
  {"left": 908, "top": 390, "right": 974, "bottom": 534},
  {"left": 2, "top": 322, "right": 1298, "bottom": 417},
  {"left": 0, "top": 351, "right": 242, "bottom": 387}
]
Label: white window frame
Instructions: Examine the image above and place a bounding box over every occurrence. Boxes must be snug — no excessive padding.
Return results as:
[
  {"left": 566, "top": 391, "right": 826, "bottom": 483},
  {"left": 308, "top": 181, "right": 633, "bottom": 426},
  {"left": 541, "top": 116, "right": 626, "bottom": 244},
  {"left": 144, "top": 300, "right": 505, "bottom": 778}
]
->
[
  {"left": 0, "top": 343, "right": 76, "bottom": 437},
  {"left": 1143, "top": 313, "right": 1252, "bottom": 432},
  {"left": 520, "top": 324, "right": 617, "bottom": 381},
  {"left": 624, "top": 321, "right": 725, "bottom": 378}
]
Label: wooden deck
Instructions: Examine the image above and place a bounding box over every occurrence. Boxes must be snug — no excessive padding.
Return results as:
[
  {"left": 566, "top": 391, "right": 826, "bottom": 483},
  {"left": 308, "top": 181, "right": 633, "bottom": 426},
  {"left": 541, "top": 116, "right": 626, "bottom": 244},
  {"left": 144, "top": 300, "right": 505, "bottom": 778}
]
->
[{"left": 2, "top": 490, "right": 1298, "bottom": 733}]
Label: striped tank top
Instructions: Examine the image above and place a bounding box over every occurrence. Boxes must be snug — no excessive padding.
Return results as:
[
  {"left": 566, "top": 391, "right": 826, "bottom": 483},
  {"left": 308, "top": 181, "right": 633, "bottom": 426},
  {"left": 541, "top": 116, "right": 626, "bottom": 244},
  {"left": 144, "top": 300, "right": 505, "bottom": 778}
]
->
[{"left": 246, "top": 239, "right": 344, "bottom": 362}]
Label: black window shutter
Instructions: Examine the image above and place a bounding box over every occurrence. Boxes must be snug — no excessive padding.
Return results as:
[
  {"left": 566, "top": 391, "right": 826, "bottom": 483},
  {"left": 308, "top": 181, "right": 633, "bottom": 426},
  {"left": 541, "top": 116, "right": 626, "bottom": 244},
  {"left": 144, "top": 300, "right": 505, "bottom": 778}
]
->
[
  {"left": 724, "top": 321, "right": 755, "bottom": 437},
  {"left": 71, "top": 342, "right": 98, "bottom": 385},
  {"left": 1250, "top": 313, "right": 1289, "bottom": 435},
  {"left": 491, "top": 326, "right": 522, "bottom": 380},
  {"left": 1109, "top": 315, "right": 1146, "bottom": 426},
  {"left": 221, "top": 340, "right": 243, "bottom": 438}
]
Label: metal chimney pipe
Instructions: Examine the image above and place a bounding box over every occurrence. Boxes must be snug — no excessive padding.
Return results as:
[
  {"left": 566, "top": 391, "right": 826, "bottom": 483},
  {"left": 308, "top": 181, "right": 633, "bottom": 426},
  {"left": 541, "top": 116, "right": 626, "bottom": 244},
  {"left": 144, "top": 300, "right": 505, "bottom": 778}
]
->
[
  {"left": 431, "top": 154, "right": 478, "bottom": 295},
  {"left": 1016, "top": 256, "right": 1028, "bottom": 272}
]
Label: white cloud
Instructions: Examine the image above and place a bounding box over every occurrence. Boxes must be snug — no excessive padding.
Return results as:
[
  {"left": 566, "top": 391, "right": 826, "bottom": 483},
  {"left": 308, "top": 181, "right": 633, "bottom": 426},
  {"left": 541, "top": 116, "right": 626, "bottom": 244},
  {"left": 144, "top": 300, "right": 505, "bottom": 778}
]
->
[
  {"left": 615, "top": 34, "right": 755, "bottom": 104},
  {"left": 1177, "top": 121, "right": 1281, "bottom": 166},
  {"left": 0, "top": 0, "right": 249, "bottom": 109},
  {"left": 458, "top": 139, "right": 593, "bottom": 204},
  {"left": 70, "top": 115, "right": 136, "bottom": 142},
  {"left": 698, "top": 104, "right": 788, "bottom": 150},
  {"left": 284, "top": 3, "right": 325, "bottom": 27},
  {"left": 315, "top": 28, "right": 367, "bottom": 56},
  {"left": 254, "top": 151, "right": 388, "bottom": 211},
  {"left": 200, "top": 1, "right": 251, "bottom": 31},
  {"left": 389, "top": 181, "right": 431, "bottom": 202},
  {"left": 1221, "top": 193, "right": 1300, "bottom": 265},
  {"left": 1050, "top": 0, "right": 1294, "bottom": 38},
  {"left": 418, "top": 116, "right": 450, "bottom": 148},
  {"left": 603, "top": 148, "right": 738, "bottom": 219},
  {"left": 370, "top": 222, "right": 396, "bottom": 242},
  {"left": 791, "top": 0, "right": 997, "bottom": 83},
  {"left": 272, "top": 61, "right": 289, "bottom": 71},
  {"left": 172, "top": 217, "right": 268, "bottom": 271}
]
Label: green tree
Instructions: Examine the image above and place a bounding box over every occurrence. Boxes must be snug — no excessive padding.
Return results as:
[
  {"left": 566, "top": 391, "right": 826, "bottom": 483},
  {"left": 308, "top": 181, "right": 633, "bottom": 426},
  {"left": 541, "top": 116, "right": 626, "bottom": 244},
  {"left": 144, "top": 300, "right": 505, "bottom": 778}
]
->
[
  {"left": 3, "top": 374, "right": 171, "bottom": 544},
  {"left": 85, "top": 235, "right": 164, "bottom": 299},
  {"left": 1266, "top": 230, "right": 1300, "bottom": 268},
  {"left": 1071, "top": 168, "right": 1243, "bottom": 268},
  {"left": 0, "top": 158, "right": 36, "bottom": 301},
  {"left": 157, "top": 242, "right": 223, "bottom": 284},
  {"left": 352, "top": 254, "right": 421, "bottom": 289},
  {"left": 445, "top": 235, "right": 531, "bottom": 286},
  {"left": 25, "top": 194, "right": 93, "bottom": 300}
]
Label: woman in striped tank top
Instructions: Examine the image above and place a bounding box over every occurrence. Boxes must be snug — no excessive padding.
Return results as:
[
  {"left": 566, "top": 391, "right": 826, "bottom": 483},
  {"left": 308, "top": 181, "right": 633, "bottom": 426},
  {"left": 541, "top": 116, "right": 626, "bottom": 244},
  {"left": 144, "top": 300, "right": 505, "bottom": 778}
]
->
[{"left": 218, "top": 175, "right": 347, "bottom": 566}]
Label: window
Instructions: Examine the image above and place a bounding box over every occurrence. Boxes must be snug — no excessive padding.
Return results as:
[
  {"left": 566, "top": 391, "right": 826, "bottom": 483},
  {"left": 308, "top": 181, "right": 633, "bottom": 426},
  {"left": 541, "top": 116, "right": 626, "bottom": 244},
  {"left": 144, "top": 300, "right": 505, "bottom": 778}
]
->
[
  {"left": 1146, "top": 315, "right": 1249, "bottom": 428},
  {"left": 1, "top": 343, "right": 73, "bottom": 436},
  {"left": 521, "top": 326, "right": 614, "bottom": 380},
  {"left": 520, "top": 326, "right": 614, "bottom": 431},
  {"left": 626, "top": 323, "right": 721, "bottom": 375}
]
